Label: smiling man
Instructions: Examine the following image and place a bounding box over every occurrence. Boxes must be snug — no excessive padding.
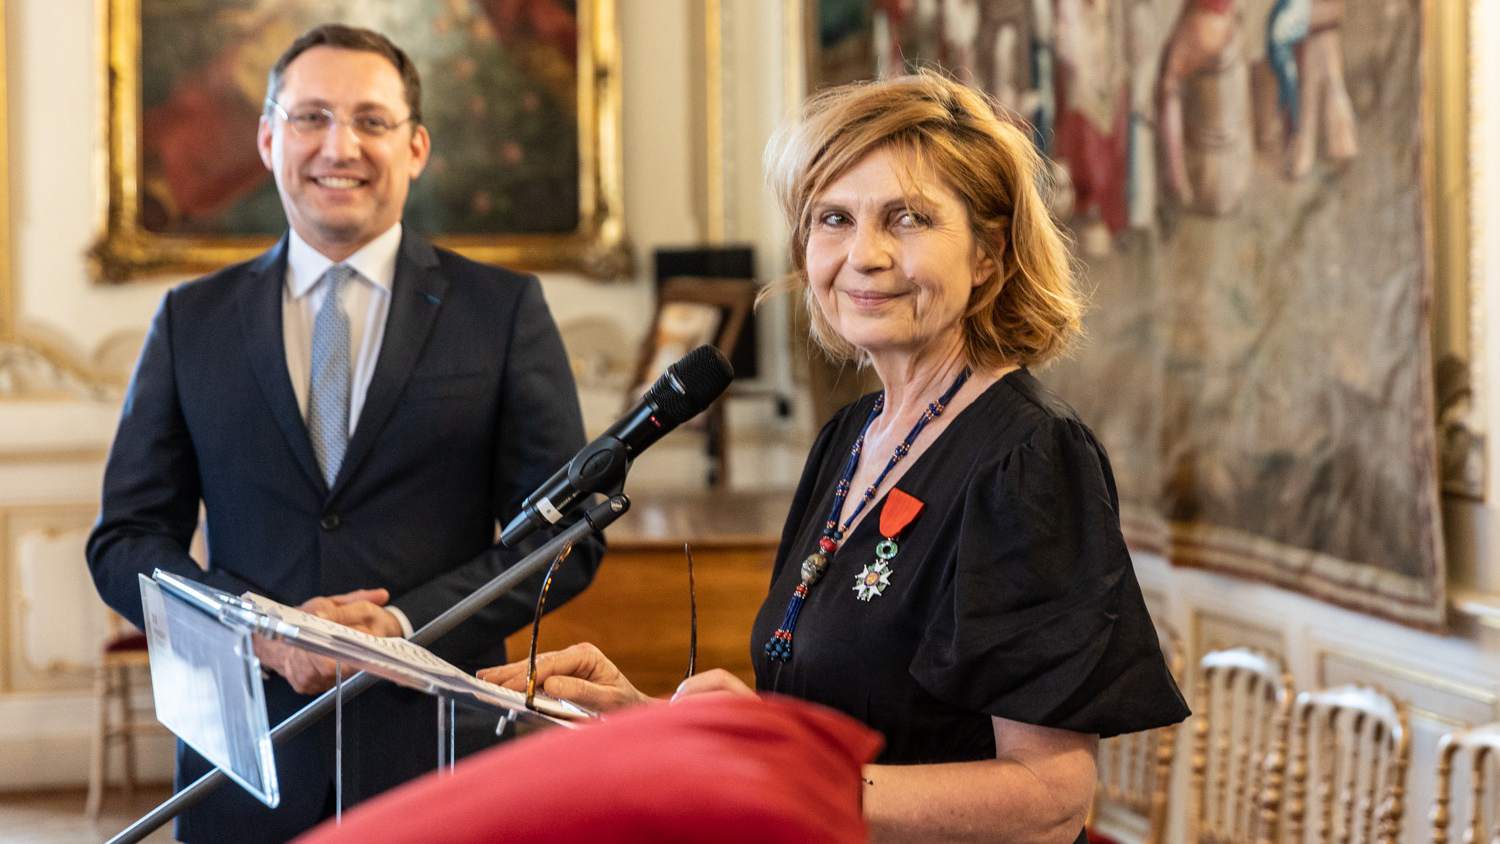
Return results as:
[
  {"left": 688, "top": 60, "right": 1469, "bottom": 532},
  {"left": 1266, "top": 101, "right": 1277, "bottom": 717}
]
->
[{"left": 87, "top": 25, "right": 602, "bottom": 842}]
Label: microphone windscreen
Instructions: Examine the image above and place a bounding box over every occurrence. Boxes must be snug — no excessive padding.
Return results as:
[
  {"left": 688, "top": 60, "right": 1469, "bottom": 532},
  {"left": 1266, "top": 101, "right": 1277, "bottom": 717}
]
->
[{"left": 647, "top": 345, "right": 735, "bottom": 424}]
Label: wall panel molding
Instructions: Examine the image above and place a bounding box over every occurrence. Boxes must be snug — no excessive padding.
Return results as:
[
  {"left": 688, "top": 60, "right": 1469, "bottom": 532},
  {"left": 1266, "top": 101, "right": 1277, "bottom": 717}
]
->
[
  {"left": 1315, "top": 642, "right": 1498, "bottom": 728},
  {"left": 1191, "top": 609, "right": 1286, "bottom": 664},
  {"left": 3, "top": 504, "right": 106, "bottom": 693}
]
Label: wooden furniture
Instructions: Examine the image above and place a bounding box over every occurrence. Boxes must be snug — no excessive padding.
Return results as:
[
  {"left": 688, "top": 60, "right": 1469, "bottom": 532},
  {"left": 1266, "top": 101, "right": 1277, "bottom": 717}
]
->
[
  {"left": 629, "top": 277, "right": 758, "bottom": 487},
  {"left": 1431, "top": 721, "right": 1500, "bottom": 844},
  {"left": 1091, "top": 624, "right": 1186, "bottom": 844},
  {"left": 1286, "top": 685, "right": 1409, "bottom": 844},
  {"left": 1428, "top": 722, "right": 1500, "bottom": 844},
  {"left": 1189, "top": 647, "right": 1295, "bottom": 844},
  {"left": 505, "top": 489, "right": 789, "bottom": 697},
  {"left": 86, "top": 614, "right": 161, "bottom": 819}
]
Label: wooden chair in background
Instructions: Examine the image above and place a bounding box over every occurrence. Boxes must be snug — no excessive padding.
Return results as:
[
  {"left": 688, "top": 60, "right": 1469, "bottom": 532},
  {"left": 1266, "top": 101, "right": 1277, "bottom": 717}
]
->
[
  {"left": 86, "top": 612, "right": 160, "bottom": 820},
  {"left": 1285, "top": 685, "right": 1409, "bottom": 844},
  {"left": 627, "top": 276, "right": 756, "bottom": 487},
  {"left": 1430, "top": 721, "right": 1499, "bottom": 844},
  {"left": 1189, "top": 647, "right": 1295, "bottom": 844},
  {"left": 1090, "top": 624, "right": 1186, "bottom": 844}
]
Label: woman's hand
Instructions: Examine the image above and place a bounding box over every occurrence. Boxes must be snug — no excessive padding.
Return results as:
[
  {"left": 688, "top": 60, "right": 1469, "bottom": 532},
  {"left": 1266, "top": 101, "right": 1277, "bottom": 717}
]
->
[
  {"left": 671, "top": 668, "right": 757, "bottom": 702},
  {"left": 477, "top": 642, "right": 653, "bottom": 713}
]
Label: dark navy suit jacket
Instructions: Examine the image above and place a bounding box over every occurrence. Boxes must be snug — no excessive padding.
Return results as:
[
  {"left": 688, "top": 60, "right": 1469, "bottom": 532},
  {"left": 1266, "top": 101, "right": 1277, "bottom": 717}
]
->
[{"left": 87, "top": 230, "right": 603, "bottom": 841}]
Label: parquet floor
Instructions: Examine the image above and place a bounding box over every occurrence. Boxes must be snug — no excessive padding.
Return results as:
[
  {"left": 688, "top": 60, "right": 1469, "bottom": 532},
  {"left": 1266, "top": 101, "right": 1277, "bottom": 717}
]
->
[{"left": 0, "top": 787, "right": 174, "bottom": 843}]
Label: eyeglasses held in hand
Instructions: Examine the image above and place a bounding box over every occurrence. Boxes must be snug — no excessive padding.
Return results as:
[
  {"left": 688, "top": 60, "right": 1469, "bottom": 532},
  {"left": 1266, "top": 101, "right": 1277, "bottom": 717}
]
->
[
  {"left": 522, "top": 540, "right": 700, "bottom": 712},
  {"left": 524, "top": 542, "right": 574, "bottom": 712},
  {"left": 682, "top": 542, "right": 697, "bottom": 680},
  {"left": 267, "top": 100, "right": 415, "bottom": 139}
]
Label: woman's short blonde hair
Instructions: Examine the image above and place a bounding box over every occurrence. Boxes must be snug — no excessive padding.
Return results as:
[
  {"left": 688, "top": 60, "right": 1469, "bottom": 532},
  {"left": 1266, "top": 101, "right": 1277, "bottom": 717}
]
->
[{"left": 765, "top": 70, "right": 1083, "bottom": 368}]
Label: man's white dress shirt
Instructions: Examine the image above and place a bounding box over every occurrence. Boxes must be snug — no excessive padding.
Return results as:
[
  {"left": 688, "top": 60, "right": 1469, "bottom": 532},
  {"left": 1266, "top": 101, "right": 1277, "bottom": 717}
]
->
[{"left": 281, "top": 222, "right": 414, "bottom": 637}]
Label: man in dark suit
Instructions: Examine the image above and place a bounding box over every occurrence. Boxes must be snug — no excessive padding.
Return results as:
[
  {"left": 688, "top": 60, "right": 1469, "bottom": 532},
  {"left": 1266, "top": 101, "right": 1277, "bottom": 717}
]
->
[{"left": 86, "top": 24, "right": 603, "bottom": 842}]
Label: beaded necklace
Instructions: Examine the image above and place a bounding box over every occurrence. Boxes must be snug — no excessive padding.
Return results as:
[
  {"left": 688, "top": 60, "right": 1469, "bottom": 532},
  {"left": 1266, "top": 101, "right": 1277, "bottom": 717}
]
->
[{"left": 764, "top": 366, "right": 971, "bottom": 662}]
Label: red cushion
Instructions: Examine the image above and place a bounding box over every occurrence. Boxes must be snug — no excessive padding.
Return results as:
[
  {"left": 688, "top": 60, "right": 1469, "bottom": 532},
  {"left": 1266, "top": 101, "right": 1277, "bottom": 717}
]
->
[
  {"left": 296, "top": 693, "right": 882, "bottom": 844},
  {"left": 1086, "top": 828, "right": 1124, "bottom": 844},
  {"left": 104, "top": 632, "right": 149, "bottom": 653}
]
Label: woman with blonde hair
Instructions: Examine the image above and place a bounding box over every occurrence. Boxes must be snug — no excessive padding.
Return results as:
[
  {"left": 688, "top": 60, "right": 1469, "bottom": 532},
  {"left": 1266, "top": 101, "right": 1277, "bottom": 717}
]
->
[{"left": 484, "top": 71, "right": 1187, "bottom": 843}]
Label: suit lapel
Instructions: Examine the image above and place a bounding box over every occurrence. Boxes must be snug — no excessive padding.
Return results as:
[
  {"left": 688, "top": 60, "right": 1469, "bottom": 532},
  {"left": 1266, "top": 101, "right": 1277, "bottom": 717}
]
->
[
  {"left": 237, "top": 235, "right": 327, "bottom": 493},
  {"left": 330, "top": 231, "right": 448, "bottom": 499}
]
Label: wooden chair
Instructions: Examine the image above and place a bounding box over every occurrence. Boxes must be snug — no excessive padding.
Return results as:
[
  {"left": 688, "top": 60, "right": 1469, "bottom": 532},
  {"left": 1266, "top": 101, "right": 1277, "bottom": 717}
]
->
[
  {"left": 86, "top": 613, "right": 160, "bottom": 819},
  {"left": 1090, "top": 625, "right": 1186, "bottom": 844},
  {"left": 1286, "top": 685, "right": 1409, "bottom": 844},
  {"left": 1189, "top": 647, "right": 1295, "bottom": 844},
  {"left": 1430, "top": 721, "right": 1500, "bottom": 844}
]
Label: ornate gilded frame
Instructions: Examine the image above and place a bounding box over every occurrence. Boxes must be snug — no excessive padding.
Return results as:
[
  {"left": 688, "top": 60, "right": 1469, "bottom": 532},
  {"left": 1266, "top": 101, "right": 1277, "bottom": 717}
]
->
[
  {"left": 89, "top": 0, "right": 629, "bottom": 283},
  {"left": 1428, "top": 0, "right": 1483, "bottom": 500},
  {"left": 0, "top": 2, "right": 11, "bottom": 341},
  {"left": 0, "top": 4, "right": 124, "bottom": 399}
]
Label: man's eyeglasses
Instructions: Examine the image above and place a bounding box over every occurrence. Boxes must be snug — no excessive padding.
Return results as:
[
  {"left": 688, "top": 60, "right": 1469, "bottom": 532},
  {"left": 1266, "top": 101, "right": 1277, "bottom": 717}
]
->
[{"left": 267, "top": 100, "right": 415, "bottom": 139}]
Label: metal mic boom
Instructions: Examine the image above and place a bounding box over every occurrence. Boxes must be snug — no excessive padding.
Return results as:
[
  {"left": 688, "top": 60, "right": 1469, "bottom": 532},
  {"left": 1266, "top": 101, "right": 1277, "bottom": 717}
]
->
[{"left": 499, "top": 345, "right": 734, "bottom": 547}]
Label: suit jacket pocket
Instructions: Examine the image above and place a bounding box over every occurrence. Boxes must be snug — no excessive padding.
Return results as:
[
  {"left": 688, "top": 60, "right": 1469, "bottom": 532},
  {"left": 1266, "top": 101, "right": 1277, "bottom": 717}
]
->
[{"left": 403, "top": 371, "right": 490, "bottom": 401}]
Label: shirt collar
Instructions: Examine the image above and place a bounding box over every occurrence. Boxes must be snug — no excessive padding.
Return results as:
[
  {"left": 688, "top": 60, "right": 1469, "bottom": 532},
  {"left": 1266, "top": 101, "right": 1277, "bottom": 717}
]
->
[{"left": 285, "top": 223, "right": 403, "bottom": 298}]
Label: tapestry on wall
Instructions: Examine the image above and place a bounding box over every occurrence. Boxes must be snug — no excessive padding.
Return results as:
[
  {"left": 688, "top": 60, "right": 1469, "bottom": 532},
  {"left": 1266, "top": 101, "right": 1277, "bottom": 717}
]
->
[{"left": 812, "top": 0, "right": 1445, "bottom": 627}]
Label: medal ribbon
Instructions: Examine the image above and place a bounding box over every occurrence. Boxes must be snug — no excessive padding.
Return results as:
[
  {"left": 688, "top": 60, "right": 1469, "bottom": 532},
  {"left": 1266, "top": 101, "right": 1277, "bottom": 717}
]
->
[{"left": 879, "top": 488, "right": 924, "bottom": 538}]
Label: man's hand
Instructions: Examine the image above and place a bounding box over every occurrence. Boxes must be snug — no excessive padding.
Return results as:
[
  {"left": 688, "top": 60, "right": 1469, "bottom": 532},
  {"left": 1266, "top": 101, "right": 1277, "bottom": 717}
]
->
[
  {"left": 304, "top": 588, "right": 405, "bottom": 638},
  {"left": 253, "top": 635, "right": 341, "bottom": 695},
  {"left": 254, "top": 587, "right": 404, "bottom": 695}
]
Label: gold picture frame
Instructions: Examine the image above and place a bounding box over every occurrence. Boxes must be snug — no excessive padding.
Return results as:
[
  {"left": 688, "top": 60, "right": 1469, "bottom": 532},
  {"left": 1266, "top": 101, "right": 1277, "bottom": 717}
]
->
[
  {"left": 1427, "top": 0, "right": 1482, "bottom": 500},
  {"left": 89, "top": 0, "right": 629, "bottom": 283},
  {"left": 0, "top": 1, "right": 11, "bottom": 341}
]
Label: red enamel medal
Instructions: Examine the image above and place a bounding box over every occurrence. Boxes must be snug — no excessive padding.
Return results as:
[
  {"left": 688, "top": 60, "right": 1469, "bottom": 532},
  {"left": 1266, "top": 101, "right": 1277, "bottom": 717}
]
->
[{"left": 854, "top": 489, "right": 925, "bottom": 601}]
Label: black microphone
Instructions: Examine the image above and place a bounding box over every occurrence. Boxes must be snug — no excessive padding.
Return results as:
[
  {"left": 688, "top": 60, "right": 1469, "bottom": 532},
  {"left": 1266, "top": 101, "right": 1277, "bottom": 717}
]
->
[{"left": 500, "top": 345, "right": 735, "bottom": 547}]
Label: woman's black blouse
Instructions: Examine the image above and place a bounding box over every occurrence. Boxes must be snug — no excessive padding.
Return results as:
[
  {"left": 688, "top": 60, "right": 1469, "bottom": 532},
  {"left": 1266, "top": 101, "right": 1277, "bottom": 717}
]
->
[{"left": 751, "top": 369, "right": 1190, "bottom": 766}]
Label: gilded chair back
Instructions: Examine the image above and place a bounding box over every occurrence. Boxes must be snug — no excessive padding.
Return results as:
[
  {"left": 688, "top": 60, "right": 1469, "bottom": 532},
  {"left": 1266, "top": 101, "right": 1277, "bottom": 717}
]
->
[
  {"left": 1189, "top": 647, "right": 1295, "bottom": 844},
  {"left": 1431, "top": 721, "right": 1500, "bottom": 844},
  {"left": 1094, "top": 625, "right": 1185, "bottom": 843},
  {"left": 1286, "top": 685, "right": 1409, "bottom": 844}
]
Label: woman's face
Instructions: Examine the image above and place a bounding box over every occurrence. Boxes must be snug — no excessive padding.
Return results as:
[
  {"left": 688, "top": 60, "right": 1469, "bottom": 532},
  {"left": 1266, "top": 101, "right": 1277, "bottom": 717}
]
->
[{"left": 805, "top": 147, "right": 993, "bottom": 363}]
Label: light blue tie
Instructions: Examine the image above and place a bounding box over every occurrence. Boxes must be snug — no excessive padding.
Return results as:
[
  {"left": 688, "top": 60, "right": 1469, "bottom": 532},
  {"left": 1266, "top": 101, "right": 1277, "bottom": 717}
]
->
[{"left": 309, "top": 264, "right": 355, "bottom": 488}]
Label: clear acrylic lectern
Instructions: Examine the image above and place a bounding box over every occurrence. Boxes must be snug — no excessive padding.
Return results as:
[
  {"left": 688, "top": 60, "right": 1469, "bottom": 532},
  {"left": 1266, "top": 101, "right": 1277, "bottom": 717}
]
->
[{"left": 139, "top": 570, "right": 590, "bottom": 816}]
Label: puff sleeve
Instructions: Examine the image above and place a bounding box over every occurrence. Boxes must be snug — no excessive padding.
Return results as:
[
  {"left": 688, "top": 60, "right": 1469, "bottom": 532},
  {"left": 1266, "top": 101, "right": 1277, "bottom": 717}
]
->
[{"left": 910, "top": 416, "right": 1189, "bottom": 738}]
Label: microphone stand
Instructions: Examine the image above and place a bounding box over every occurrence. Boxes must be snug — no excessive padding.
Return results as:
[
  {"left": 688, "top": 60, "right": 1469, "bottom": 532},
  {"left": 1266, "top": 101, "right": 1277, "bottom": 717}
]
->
[{"left": 107, "top": 494, "right": 631, "bottom": 844}]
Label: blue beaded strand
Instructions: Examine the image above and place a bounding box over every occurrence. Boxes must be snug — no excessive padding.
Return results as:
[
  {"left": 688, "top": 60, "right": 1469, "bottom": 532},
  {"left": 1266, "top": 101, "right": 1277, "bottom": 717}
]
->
[{"left": 763, "top": 367, "right": 970, "bottom": 662}]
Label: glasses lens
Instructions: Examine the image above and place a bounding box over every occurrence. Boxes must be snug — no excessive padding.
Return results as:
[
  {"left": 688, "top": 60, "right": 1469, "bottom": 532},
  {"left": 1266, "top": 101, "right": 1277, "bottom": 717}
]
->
[
  {"left": 289, "top": 110, "right": 331, "bottom": 135},
  {"left": 275, "top": 103, "right": 406, "bottom": 139},
  {"left": 353, "top": 115, "right": 396, "bottom": 137}
]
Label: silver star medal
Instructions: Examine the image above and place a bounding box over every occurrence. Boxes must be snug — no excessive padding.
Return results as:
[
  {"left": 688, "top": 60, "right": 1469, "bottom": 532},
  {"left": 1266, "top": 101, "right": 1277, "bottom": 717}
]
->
[{"left": 853, "top": 538, "right": 898, "bottom": 601}]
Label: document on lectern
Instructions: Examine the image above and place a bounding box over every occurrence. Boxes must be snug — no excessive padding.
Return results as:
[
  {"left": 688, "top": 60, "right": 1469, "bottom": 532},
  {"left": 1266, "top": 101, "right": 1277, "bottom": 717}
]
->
[
  {"left": 148, "top": 569, "right": 592, "bottom": 727},
  {"left": 139, "top": 574, "right": 281, "bottom": 808},
  {"left": 236, "top": 591, "right": 594, "bottom": 723}
]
